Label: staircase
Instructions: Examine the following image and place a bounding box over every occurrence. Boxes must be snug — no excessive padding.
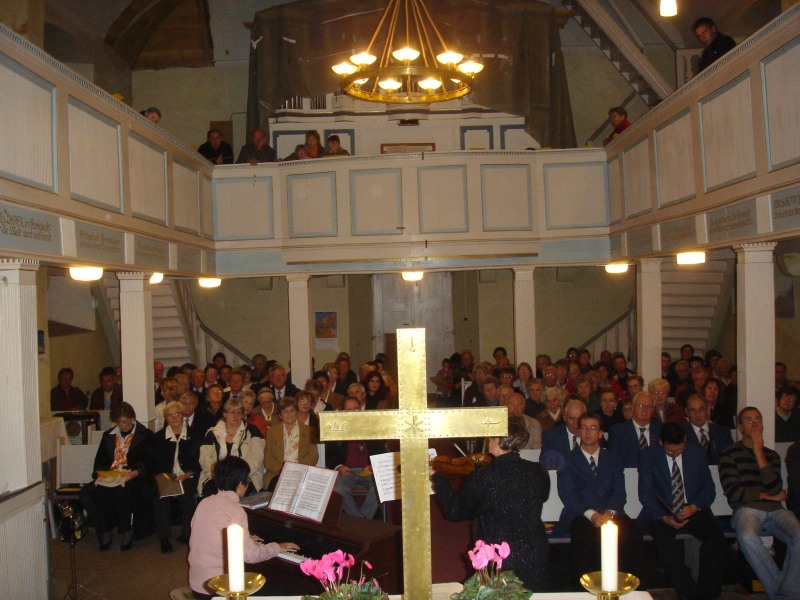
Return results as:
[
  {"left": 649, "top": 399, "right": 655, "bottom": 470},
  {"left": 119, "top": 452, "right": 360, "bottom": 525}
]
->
[
  {"left": 661, "top": 258, "right": 735, "bottom": 359},
  {"left": 98, "top": 274, "right": 195, "bottom": 367},
  {"left": 561, "top": 0, "right": 673, "bottom": 108}
]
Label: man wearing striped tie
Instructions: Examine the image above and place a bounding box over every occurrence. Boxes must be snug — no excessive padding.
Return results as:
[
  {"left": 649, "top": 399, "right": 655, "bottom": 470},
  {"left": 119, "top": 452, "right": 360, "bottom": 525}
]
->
[
  {"left": 683, "top": 394, "right": 734, "bottom": 465},
  {"left": 608, "top": 391, "right": 662, "bottom": 467},
  {"left": 557, "top": 412, "right": 644, "bottom": 588},
  {"left": 639, "top": 422, "right": 725, "bottom": 600}
]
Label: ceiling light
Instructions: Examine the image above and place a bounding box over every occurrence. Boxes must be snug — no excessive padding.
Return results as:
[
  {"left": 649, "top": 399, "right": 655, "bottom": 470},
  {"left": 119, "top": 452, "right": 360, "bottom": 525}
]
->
[
  {"left": 331, "top": 0, "right": 482, "bottom": 104},
  {"left": 198, "top": 277, "right": 222, "bottom": 288},
  {"left": 604, "top": 263, "right": 629, "bottom": 274},
  {"left": 401, "top": 271, "right": 424, "bottom": 282},
  {"left": 332, "top": 62, "right": 358, "bottom": 75},
  {"left": 69, "top": 266, "right": 103, "bottom": 281},
  {"left": 677, "top": 252, "right": 705, "bottom": 265},
  {"left": 660, "top": 0, "right": 677, "bottom": 17},
  {"left": 150, "top": 272, "right": 164, "bottom": 284}
]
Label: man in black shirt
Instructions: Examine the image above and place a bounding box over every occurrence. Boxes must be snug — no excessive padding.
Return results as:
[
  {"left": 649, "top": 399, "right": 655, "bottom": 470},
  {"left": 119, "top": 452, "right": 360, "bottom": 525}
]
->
[
  {"left": 693, "top": 17, "right": 736, "bottom": 73},
  {"left": 197, "top": 129, "right": 234, "bottom": 165}
]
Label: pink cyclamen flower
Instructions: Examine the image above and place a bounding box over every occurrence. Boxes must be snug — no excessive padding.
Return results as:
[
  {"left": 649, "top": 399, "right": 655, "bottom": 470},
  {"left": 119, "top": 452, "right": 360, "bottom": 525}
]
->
[
  {"left": 300, "top": 559, "right": 317, "bottom": 578},
  {"left": 468, "top": 547, "right": 490, "bottom": 571},
  {"left": 495, "top": 542, "right": 510, "bottom": 559},
  {"left": 364, "top": 561, "right": 373, "bottom": 570}
]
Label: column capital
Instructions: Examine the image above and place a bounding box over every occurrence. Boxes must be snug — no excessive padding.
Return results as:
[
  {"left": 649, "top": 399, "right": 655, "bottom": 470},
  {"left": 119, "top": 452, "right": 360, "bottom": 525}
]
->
[
  {"left": 734, "top": 242, "right": 776, "bottom": 263},
  {"left": 636, "top": 257, "right": 663, "bottom": 265},
  {"left": 513, "top": 266, "right": 535, "bottom": 279},
  {"left": 116, "top": 272, "right": 149, "bottom": 281},
  {"left": 285, "top": 273, "right": 310, "bottom": 284},
  {"left": 0, "top": 259, "right": 39, "bottom": 284}
]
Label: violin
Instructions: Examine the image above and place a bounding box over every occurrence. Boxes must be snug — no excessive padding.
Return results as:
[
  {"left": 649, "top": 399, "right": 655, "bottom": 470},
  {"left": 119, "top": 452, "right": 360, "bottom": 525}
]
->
[{"left": 429, "top": 453, "right": 493, "bottom": 476}]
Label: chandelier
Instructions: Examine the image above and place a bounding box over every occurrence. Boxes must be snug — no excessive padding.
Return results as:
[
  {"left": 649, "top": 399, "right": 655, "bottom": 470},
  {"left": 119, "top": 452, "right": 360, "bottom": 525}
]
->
[{"left": 331, "top": 0, "right": 483, "bottom": 104}]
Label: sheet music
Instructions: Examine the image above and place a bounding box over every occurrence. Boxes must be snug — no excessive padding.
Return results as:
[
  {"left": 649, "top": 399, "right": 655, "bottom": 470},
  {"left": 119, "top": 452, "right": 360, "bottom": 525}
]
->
[
  {"left": 269, "top": 462, "right": 337, "bottom": 522},
  {"left": 370, "top": 449, "right": 437, "bottom": 503},
  {"left": 269, "top": 463, "right": 306, "bottom": 513}
]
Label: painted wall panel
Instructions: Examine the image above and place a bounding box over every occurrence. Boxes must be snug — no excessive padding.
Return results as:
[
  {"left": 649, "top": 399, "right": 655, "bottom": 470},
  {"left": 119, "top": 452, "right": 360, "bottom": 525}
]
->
[
  {"left": 762, "top": 39, "right": 800, "bottom": 170},
  {"left": 608, "top": 157, "right": 622, "bottom": 223},
  {"left": 128, "top": 134, "right": 167, "bottom": 224},
  {"left": 655, "top": 111, "right": 695, "bottom": 206},
  {"left": 700, "top": 75, "right": 757, "bottom": 191},
  {"left": 350, "top": 169, "right": 402, "bottom": 235},
  {"left": 622, "top": 138, "right": 652, "bottom": 216},
  {"left": 173, "top": 160, "right": 200, "bottom": 233},
  {"left": 213, "top": 178, "right": 273, "bottom": 240},
  {"left": 289, "top": 172, "right": 337, "bottom": 237},
  {"left": 418, "top": 166, "right": 468, "bottom": 233},
  {"left": 481, "top": 165, "right": 532, "bottom": 231},
  {"left": 544, "top": 162, "right": 608, "bottom": 228},
  {"left": 0, "top": 57, "right": 55, "bottom": 191}
]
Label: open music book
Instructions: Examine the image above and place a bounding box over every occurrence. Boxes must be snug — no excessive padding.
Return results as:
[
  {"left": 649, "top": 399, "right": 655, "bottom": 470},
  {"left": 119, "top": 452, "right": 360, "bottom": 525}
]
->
[{"left": 268, "top": 463, "right": 337, "bottom": 522}]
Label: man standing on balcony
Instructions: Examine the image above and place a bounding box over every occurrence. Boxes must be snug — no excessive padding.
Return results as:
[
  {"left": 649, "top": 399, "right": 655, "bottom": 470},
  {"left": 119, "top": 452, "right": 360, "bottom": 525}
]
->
[{"left": 694, "top": 17, "right": 736, "bottom": 73}]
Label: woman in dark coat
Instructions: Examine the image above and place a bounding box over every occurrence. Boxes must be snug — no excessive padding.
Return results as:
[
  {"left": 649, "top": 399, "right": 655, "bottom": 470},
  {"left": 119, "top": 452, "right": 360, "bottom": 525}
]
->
[
  {"left": 151, "top": 400, "right": 202, "bottom": 553},
  {"left": 432, "top": 416, "right": 551, "bottom": 591},
  {"left": 92, "top": 402, "right": 153, "bottom": 551}
]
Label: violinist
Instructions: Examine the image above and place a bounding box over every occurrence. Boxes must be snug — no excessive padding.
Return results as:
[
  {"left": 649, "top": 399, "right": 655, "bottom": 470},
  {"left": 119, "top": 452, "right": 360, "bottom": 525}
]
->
[{"left": 431, "top": 416, "right": 550, "bottom": 591}]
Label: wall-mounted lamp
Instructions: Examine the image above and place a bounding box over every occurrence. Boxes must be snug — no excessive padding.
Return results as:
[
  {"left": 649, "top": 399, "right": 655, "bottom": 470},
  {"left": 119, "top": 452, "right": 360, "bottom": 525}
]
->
[
  {"left": 150, "top": 272, "right": 164, "bottom": 284},
  {"left": 677, "top": 251, "right": 705, "bottom": 265},
  {"left": 660, "top": 0, "right": 677, "bottom": 17},
  {"left": 401, "top": 271, "right": 424, "bottom": 281},
  {"left": 604, "top": 263, "right": 630, "bottom": 274},
  {"left": 198, "top": 277, "right": 222, "bottom": 288},
  {"left": 69, "top": 266, "right": 103, "bottom": 281}
]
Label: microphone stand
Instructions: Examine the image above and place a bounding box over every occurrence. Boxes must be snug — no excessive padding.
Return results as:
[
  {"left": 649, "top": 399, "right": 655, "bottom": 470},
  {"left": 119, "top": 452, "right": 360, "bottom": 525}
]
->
[{"left": 45, "top": 482, "right": 85, "bottom": 600}]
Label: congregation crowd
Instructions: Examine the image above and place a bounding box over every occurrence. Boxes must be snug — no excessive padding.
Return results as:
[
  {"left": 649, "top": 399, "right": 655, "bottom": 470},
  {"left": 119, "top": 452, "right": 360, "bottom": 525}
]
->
[{"left": 50, "top": 344, "right": 800, "bottom": 599}]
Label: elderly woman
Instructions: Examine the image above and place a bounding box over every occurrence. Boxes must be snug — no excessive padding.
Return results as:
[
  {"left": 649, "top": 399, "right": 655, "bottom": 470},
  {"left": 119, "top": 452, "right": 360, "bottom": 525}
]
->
[
  {"left": 203, "top": 384, "right": 224, "bottom": 422},
  {"left": 152, "top": 400, "right": 201, "bottom": 554},
  {"left": 92, "top": 402, "right": 153, "bottom": 551},
  {"left": 189, "top": 456, "right": 299, "bottom": 600},
  {"left": 247, "top": 388, "right": 275, "bottom": 437},
  {"left": 155, "top": 376, "right": 182, "bottom": 430},
  {"left": 263, "top": 396, "right": 318, "bottom": 490},
  {"left": 198, "top": 398, "right": 265, "bottom": 497}
]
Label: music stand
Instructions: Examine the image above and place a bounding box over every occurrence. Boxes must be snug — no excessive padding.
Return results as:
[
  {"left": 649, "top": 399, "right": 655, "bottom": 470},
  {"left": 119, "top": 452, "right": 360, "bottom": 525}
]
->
[{"left": 46, "top": 482, "right": 87, "bottom": 600}]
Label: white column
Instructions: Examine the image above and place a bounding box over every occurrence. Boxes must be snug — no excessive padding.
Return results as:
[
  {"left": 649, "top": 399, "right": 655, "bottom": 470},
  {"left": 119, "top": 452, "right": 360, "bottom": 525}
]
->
[
  {"left": 735, "top": 243, "right": 776, "bottom": 446},
  {"left": 636, "top": 258, "right": 662, "bottom": 384},
  {"left": 513, "top": 267, "right": 536, "bottom": 364},
  {"left": 0, "top": 260, "right": 47, "bottom": 598},
  {"left": 117, "top": 272, "right": 155, "bottom": 425},
  {"left": 287, "top": 274, "right": 312, "bottom": 385},
  {"left": 0, "top": 259, "right": 41, "bottom": 488}
]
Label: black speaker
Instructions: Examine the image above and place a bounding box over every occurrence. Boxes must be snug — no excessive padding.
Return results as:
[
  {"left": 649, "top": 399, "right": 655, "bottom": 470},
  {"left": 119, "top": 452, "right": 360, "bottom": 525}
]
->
[{"left": 55, "top": 411, "right": 100, "bottom": 445}]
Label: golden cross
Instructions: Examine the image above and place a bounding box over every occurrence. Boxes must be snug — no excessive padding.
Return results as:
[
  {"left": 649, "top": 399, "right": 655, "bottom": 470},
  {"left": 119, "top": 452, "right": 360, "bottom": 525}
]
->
[{"left": 319, "top": 328, "right": 507, "bottom": 599}]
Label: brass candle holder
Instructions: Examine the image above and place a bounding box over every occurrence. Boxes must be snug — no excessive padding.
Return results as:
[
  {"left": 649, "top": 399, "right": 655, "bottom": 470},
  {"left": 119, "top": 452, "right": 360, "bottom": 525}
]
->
[
  {"left": 207, "top": 572, "right": 266, "bottom": 599},
  {"left": 580, "top": 571, "right": 640, "bottom": 600}
]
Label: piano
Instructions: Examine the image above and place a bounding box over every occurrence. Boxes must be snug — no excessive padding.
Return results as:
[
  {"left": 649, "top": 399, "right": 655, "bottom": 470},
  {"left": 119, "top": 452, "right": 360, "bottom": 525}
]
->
[{"left": 246, "top": 502, "right": 403, "bottom": 594}]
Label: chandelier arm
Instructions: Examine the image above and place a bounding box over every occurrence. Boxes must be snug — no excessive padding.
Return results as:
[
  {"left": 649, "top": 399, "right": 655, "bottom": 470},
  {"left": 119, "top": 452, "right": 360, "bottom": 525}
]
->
[
  {"left": 416, "top": 0, "right": 450, "bottom": 53},
  {"left": 380, "top": 0, "right": 403, "bottom": 68},
  {"left": 413, "top": 0, "right": 437, "bottom": 67},
  {"left": 364, "top": 0, "right": 397, "bottom": 57}
]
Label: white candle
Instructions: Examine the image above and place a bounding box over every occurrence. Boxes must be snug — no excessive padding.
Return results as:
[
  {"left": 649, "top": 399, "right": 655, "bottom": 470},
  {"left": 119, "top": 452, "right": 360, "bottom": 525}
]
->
[
  {"left": 600, "top": 521, "right": 618, "bottom": 591},
  {"left": 227, "top": 524, "right": 245, "bottom": 592}
]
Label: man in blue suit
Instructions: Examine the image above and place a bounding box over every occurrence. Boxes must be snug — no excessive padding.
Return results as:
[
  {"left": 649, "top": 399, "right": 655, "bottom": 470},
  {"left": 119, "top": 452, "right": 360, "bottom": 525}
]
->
[
  {"left": 541, "top": 398, "right": 586, "bottom": 470},
  {"left": 558, "top": 412, "right": 645, "bottom": 586},
  {"left": 683, "top": 394, "right": 734, "bottom": 465},
  {"left": 639, "top": 422, "right": 725, "bottom": 600},
  {"left": 608, "top": 391, "right": 662, "bottom": 467}
]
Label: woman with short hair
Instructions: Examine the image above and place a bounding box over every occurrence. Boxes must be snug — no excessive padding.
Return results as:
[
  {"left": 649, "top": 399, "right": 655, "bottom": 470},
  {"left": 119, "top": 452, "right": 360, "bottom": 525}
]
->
[{"left": 263, "top": 396, "right": 318, "bottom": 490}]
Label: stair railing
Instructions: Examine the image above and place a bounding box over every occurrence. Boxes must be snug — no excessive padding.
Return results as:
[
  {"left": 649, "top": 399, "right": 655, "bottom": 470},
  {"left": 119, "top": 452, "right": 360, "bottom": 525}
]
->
[
  {"left": 579, "top": 295, "right": 637, "bottom": 369},
  {"left": 172, "top": 279, "right": 251, "bottom": 367}
]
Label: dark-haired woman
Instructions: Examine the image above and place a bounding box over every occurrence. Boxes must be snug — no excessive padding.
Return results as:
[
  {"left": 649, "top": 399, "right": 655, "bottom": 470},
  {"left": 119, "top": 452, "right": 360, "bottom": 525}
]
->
[
  {"left": 432, "top": 416, "right": 550, "bottom": 591},
  {"left": 188, "top": 456, "right": 299, "bottom": 600},
  {"left": 92, "top": 402, "right": 153, "bottom": 551},
  {"left": 363, "top": 371, "right": 393, "bottom": 410}
]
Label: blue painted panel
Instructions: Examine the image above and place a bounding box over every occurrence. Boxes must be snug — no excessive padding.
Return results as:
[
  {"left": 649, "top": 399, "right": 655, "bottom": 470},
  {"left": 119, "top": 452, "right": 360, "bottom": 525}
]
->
[
  {"left": 417, "top": 165, "right": 468, "bottom": 233},
  {"left": 288, "top": 172, "right": 338, "bottom": 238},
  {"left": 350, "top": 168, "right": 403, "bottom": 236},
  {"left": 75, "top": 221, "right": 125, "bottom": 263},
  {"left": 0, "top": 200, "right": 61, "bottom": 255}
]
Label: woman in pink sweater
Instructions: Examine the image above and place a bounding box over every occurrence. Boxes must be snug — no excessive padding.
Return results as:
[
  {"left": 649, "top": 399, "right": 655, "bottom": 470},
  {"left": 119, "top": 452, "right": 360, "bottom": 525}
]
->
[{"left": 188, "top": 456, "right": 298, "bottom": 599}]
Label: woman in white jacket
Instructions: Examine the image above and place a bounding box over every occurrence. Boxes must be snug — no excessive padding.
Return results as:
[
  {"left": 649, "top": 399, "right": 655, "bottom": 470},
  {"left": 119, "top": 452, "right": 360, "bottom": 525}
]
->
[{"left": 198, "top": 398, "right": 265, "bottom": 497}]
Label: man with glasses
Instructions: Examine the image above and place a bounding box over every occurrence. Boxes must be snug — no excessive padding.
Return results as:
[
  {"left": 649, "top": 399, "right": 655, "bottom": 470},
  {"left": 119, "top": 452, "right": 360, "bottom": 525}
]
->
[
  {"left": 720, "top": 407, "right": 800, "bottom": 599},
  {"left": 684, "top": 394, "right": 733, "bottom": 465},
  {"left": 541, "top": 398, "right": 587, "bottom": 469},
  {"left": 558, "top": 413, "right": 644, "bottom": 587},
  {"left": 608, "top": 391, "right": 662, "bottom": 467},
  {"left": 639, "top": 422, "right": 725, "bottom": 600}
]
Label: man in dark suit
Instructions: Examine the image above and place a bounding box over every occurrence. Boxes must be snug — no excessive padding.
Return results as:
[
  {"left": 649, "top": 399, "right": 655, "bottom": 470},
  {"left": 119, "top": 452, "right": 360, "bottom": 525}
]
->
[
  {"left": 558, "top": 412, "right": 644, "bottom": 586},
  {"left": 608, "top": 391, "right": 662, "bottom": 467},
  {"left": 89, "top": 366, "right": 123, "bottom": 411},
  {"left": 268, "top": 364, "right": 299, "bottom": 401},
  {"left": 639, "top": 422, "right": 725, "bottom": 600},
  {"left": 684, "top": 394, "right": 733, "bottom": 464},
  {"left": 541, "top": 398, "right": 586, "bottom": 470},
  {"left": 180, "top": 391, "right": 216, "bottom": 438}
]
